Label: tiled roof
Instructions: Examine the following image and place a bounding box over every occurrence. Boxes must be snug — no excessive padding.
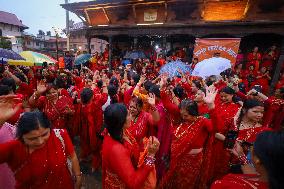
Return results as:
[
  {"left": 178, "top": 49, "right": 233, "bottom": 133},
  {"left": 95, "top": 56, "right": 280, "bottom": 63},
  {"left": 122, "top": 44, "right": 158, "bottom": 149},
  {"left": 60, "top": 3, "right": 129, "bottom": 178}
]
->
[{"left": 0, "top": 10, "right": 28, "bottom": 28}]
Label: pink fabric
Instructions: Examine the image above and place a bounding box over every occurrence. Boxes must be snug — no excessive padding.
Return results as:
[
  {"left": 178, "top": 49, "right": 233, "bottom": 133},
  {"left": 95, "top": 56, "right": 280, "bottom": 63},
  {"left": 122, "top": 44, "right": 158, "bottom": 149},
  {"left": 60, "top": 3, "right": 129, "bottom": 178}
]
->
[{"left": 0, "top": 123, "right": 16, "bottom": 189}]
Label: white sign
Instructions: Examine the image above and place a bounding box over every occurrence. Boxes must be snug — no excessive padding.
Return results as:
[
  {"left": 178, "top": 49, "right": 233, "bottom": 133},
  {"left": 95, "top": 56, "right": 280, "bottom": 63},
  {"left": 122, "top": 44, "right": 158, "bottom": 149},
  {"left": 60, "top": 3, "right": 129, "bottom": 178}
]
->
[{"left": 144, "top": 10, "right": 157, "bottom": 22}]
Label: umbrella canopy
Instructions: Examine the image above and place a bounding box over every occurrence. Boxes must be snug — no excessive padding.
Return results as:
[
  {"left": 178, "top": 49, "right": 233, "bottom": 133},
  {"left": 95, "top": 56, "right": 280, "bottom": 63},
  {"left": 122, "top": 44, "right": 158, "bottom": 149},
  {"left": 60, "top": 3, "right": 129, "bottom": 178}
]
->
[
  {"left": 0, "top": 48, "right": 25, "bottom": 63},
  {"left": 7, "top": 59, "right": 34, "bottom": 67},
  {"left": 124, "top": 51, "right": 147, "bottom": 60},
  {"left": 20, "top": 51, "right": 57, "bottom": 66},
  {"left": 74, "top": 54, "right": 92, "bottom": 65},
  {"left": 159, "top": 60, "right": 192, "bottom": 78},
  {"left": 192, "top": 57, "right": 232, "bottom": 78}
]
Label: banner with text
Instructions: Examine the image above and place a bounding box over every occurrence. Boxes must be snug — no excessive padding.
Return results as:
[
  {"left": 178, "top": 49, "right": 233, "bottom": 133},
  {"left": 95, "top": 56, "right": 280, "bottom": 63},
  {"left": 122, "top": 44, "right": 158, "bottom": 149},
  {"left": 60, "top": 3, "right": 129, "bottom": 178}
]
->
[{"left": 193, "top": 38, "right": 241, "bottom": 65}]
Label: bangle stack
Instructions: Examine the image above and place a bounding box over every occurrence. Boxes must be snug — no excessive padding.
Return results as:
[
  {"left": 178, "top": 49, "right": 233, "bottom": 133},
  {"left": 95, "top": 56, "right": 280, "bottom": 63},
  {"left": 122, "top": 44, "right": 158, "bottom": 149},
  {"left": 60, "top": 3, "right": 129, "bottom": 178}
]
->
[
  {"left": 33, "top": 91, "right": 40, "bottom": 100},
  {"left": 238, "top": 154, "right": 249, "bottom": 165},
  {"left": 73, "top": 172, "right": 83, "bottom": 181},
  {"left": 144, "top": 155, "right": 156, "bottom": 167},
  {"left": 149, "top": 105, "right": 157, "bottom": 112}
]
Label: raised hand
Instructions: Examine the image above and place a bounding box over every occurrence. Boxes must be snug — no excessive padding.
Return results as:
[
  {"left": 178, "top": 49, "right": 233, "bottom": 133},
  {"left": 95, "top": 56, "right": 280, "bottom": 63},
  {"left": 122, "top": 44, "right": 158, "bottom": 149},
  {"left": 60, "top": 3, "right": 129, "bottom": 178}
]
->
[
  {"left": 203, "top": 85, "right": 218, "bottom": 109},
  {"left": 37, "top": 81, "right": 47, "bottom": 94},
  {"left": 138, "top": 75, "right": 146, "bottom": 85},
  {"left": 147, "top": 93, "right": 156, "bottom": 107},
  {"left": 0, "top": 95, "right": 22, "bottom": 125},
  {"left": 147, "top": 136, "right": 160, "bottom": 156}
]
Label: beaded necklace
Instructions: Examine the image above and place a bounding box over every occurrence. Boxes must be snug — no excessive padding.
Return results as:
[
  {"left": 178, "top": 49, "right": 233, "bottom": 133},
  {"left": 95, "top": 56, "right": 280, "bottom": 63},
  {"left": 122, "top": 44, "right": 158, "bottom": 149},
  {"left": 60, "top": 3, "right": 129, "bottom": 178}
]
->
[{"left": 174, "top": 117, "right": 200, "bottom": 139}]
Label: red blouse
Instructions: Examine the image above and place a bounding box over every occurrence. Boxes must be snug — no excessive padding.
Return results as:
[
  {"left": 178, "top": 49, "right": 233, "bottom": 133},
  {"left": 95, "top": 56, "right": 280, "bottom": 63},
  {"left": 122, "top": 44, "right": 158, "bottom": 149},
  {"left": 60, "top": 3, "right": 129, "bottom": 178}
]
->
[
  {"left": 0, "top": 129, "right": 74, "bottom": 189},
  {"left": 211, "top": 174, "right": 268, "bottom": 189},
  {"left": 102, "top": 135, "right": 153, "bottom": 189}
]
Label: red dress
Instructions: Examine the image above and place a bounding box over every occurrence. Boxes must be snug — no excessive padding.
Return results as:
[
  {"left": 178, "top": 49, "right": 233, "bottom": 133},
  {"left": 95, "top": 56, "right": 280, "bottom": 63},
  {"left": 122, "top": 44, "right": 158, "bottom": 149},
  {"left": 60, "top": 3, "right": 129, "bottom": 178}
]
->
[
  {"left": 102, "top": 135, "right": 153, "bottom": 189},
  {"left": 0, "top": 129, "right": 74, "bottom": 189},
  {"left": 256, "top": 72, "right": 270, "bottom": 95},
  {"left": 36, "top": 96, "right": 74, "bottom": 129},
  {"left": 127, "top": 111, "right": 155, "bottom": 151},
  {"left": 79, "top": 92, "right": 107, "bottom": 169},
  {"left": 160, "top": 109, "right": 221, "bottom": 189},
  {"left": 247, "top": 52, "right": 262, "bottom": 71},
  {"left": 211, "top": 102, "right": 240, "bottom": 180},
  {"left": 211, "top": 174, "right": 268, "bottom": 189},
  {"left": 262, "top": 97, "right": 284, "bottom": 131}
]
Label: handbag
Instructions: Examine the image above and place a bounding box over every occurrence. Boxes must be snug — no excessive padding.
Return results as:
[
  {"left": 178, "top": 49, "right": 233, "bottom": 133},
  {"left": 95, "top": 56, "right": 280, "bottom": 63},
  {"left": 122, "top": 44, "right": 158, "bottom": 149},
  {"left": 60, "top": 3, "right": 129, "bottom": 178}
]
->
[{"left": 54, "top": 129, "right": 73, "bottom": 175}]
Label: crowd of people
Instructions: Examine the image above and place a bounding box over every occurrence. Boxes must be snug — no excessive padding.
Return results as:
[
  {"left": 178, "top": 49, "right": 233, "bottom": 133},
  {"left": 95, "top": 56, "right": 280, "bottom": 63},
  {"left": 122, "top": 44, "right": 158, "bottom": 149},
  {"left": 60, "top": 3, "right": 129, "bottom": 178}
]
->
[{"left": 0, "top": 43, "right": 284, "bottom": 189}]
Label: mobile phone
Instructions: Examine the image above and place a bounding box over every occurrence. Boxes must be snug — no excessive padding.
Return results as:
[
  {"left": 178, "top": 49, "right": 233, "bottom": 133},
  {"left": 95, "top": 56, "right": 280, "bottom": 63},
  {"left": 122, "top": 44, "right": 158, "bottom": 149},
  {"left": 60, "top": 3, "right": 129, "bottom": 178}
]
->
[{"left": 224, "top": 130, "right": 239, "bottom": 149}]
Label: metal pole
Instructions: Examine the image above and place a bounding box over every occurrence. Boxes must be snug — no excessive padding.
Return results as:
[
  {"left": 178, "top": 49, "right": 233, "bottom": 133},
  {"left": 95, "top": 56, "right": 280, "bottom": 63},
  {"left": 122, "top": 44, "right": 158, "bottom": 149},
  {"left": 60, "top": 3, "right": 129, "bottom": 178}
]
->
[
  {"left": 65, "top": 0, "right": 70, "bottom": 51},
  {"left": 56, "top": 35, "right": 59, "bottom": 61}
]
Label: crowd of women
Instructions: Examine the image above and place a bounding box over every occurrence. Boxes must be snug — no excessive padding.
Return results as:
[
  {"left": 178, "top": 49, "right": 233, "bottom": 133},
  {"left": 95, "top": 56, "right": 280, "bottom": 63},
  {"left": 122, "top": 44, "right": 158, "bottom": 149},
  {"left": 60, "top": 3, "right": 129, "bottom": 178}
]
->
[{"left": 0, "top": 44, "right": 283, "bottom": 189}]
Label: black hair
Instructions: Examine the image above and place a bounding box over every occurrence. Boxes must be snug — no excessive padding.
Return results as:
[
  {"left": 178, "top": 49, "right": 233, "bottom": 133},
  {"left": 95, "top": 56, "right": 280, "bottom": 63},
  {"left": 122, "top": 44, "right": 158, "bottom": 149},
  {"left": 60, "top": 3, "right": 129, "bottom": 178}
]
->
[
  {"left": 80, "top": 88, "right": 94, "bottom": 104},
  {"left": 144, "top": 80, "right": 153, "bottom": 92},
  {"left": 97, "top": 80, "right": 103, "bottom": 88},
  {"left": 107, "top": 84, "right": 118, "bottom": 104},
  {"left": 109, "top": 77, "right": 119, "bottom": 88},
  {"left": 16, "top": 111, "right": 51, "bottom": 140},
  {"left": 0, "top": 78, "right": 16, "bottom": 92},
  {"left": 0, "top": 85, "right": 10, "bottom": 96},
  {"left": 54, "top": 75, "right": 67, "bottom": 89},
  {"left": 192, "top": 80, "right": 202, "bottom": 89},
  {"left": 220, "top": 86, "right": 235, "bottom": 95},
  {"left": 254, "top": 131, "right": 284, "bottom": 189},
  {"left": 236, "top": 99, "right": 264, "bottom": 128},
  {"left": 42, "top": 62, "right": 48, "bottom": 68},
  {"left": 238, "top": 82, "right": 246, "bottom": 94},
  {"left": 173, "top": 85, "right": 184, "bottom": 99},
  {"left": 131, "top": 96, "right": 143, "bottom": 108},
  {"left": 132, "top": 73, "right": 140, "bottom": 84},
  {"left": 104, "top": 103, "right": 128, "bottom": 143},
  {"left": 149, "top": 85, "right": 161, "bottom": 98},
  {"left": 15, "top": 72, "right": 27, "bottom": 83},
  {"left": 179, "top": 99, "right": 199, "bottom": 116}
]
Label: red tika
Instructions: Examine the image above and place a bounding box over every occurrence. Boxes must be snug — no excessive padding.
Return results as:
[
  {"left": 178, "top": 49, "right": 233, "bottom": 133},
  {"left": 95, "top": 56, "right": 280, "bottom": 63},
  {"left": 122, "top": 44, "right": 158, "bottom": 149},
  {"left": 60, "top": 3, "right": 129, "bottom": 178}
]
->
[
  {"left": 0, "top": 129, "right": 74, "bottom": 189},
  {"left": 211, "top": 174, "right": 268, "bottom": 189}
]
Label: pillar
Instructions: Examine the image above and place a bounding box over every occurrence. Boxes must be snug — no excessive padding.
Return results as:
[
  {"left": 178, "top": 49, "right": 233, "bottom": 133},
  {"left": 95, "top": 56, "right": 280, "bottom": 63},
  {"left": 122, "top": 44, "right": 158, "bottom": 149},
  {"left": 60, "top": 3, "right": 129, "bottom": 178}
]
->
[
  {"left": 270, "top": 37, "right": 284, "bottom": 94},
  {"left": 87, "top": 37, "right": 91, "bottom": 54}
]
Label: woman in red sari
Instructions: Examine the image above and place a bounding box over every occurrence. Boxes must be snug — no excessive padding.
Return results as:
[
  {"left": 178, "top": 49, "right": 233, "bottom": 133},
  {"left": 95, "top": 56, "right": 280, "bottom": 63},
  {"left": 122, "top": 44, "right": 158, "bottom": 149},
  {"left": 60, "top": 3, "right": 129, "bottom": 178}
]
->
[
  {"left": 247, "top": 46, "right": 262, "bottom": 71},
  {"left": 0, "top": 108, "right": 81, "bottom": 189},
  {"left": 211, "top": 86, "right": 241, "bottom": 180},
  {"left": 160, "top": 85, "right": 221, "bottom": 189},
  {"left": 215, "top": 99, "right": 270, "bottom": 177},
  {"left": 127, "top": 95, "right": 160, "bottom": 150},
  {"left": 28, "top": 81, "right": 74, "bottom": 130},
  {"left": 102, "top": 103, "right": 160, "bottom": 189},
  {"left": 212, "top": 130, "right": 284, "bottom": 189},
  {"left": 256, "top": 67, "right": 271, "bottom": 95}
]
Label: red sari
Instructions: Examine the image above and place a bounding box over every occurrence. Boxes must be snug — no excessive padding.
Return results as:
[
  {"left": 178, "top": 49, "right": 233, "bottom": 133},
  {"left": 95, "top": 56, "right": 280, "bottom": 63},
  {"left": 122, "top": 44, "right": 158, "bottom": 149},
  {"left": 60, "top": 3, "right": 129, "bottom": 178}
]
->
[
  {"left": 160, "top": 109, "right": 220, "bottom": 189},
  {"left": 211, "top": 102, "right": 240, "bottom": 180},
  {"left": 102, "top": 135, "right": 153, "bottom": 189},
  {"left": 211, "top": 174, "right": 268, "bottom": 189},
  {"left": 127, "top": 111, "right": 155, "bottom": 151},
  {"left": 247, "top": 52, "right": 262, "bottom": 71},
  {"left": 0, "top": 129, "right": 74, "bottom": 189},
  {"left": 36, "top": 96, "right": 74, "bottom": 129},
  {"left": 79, "top": 92, "right": 107, "bottom": 169}
]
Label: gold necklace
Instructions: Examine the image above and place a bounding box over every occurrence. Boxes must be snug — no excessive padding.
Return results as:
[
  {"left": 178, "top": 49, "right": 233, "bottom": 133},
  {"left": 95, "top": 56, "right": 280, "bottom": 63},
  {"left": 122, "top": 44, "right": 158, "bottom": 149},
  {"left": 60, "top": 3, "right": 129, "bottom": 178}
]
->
[{"left": 174, "top": 118, "right": 199, "bottom": 139}]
